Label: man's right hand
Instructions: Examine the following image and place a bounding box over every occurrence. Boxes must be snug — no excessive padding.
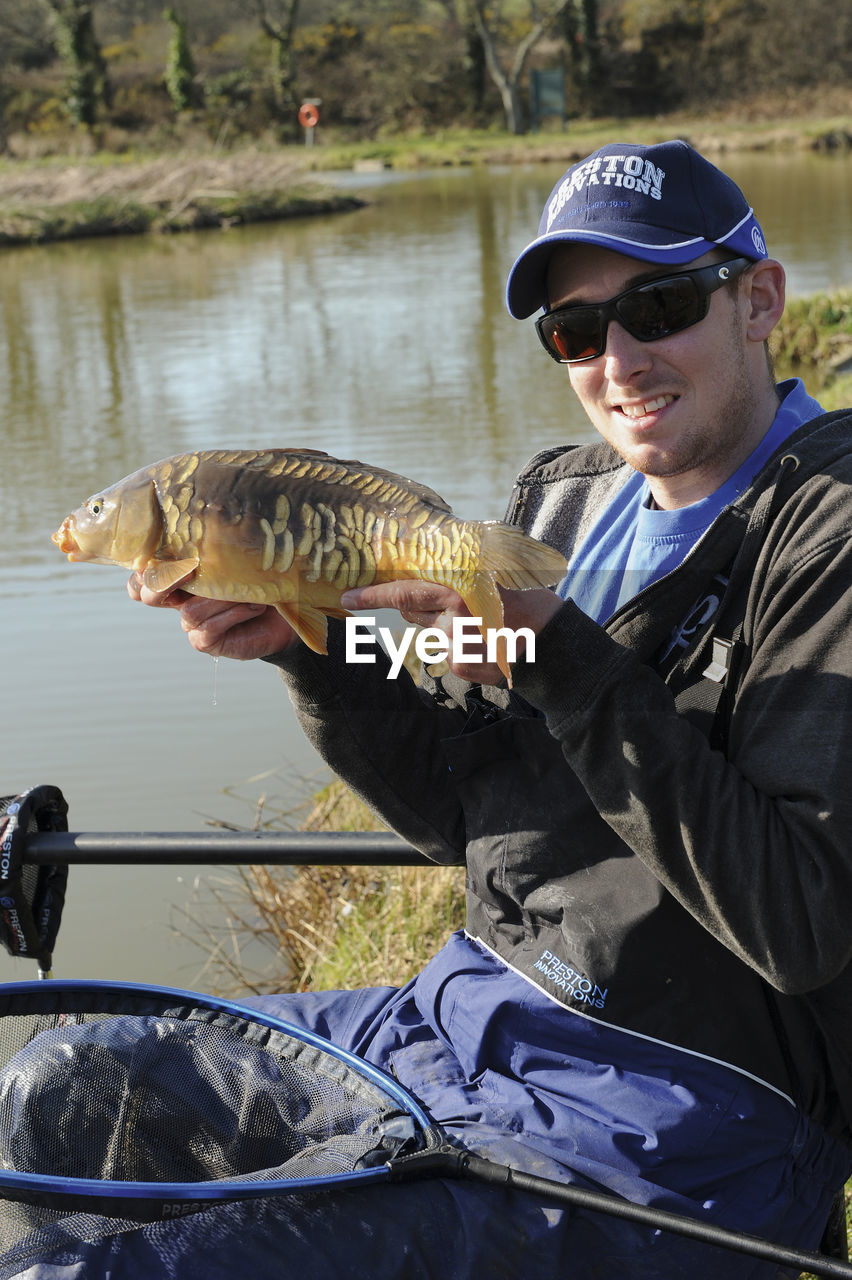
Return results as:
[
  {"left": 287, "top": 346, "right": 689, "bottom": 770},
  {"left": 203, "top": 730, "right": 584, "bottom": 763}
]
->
[{"left": 127, "top": 573, "right": 299, "bottom": 661}]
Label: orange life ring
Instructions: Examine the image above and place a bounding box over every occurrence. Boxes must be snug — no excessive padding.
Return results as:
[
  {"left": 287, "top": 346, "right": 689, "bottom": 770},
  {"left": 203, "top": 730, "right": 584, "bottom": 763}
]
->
[{"left": 298, "top": 103, "right": 319, "bottom": 128}]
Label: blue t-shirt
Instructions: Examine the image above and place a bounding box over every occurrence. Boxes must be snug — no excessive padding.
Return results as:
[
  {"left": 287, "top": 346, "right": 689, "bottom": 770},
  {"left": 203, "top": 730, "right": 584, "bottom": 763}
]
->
[{"left": 559, "top": 378, "right": 824, "bottom": 624}]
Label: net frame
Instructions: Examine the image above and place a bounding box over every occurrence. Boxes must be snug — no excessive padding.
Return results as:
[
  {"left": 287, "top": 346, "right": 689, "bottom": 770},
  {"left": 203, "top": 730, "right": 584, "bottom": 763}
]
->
[{"left": 0, "top": 978, "right": 433, "bottom": 1221}]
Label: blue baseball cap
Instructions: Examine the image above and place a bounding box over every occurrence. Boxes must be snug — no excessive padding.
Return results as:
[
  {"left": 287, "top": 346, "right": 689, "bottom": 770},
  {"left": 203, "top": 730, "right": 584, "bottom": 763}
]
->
[{"left": 506, "top": 139, "right": 769, "bottom": 319}]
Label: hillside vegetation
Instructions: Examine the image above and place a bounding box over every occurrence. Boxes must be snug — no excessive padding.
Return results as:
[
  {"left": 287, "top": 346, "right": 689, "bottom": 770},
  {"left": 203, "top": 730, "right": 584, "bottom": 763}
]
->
[{"left": 0, "top": 0, "right": 850, "bottom": 154}]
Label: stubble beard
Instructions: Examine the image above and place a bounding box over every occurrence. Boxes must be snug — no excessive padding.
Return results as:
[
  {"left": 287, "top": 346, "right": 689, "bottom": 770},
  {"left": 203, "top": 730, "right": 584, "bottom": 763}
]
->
[{"left": 614, "top": 317, "right": 761, "bottom": 486}]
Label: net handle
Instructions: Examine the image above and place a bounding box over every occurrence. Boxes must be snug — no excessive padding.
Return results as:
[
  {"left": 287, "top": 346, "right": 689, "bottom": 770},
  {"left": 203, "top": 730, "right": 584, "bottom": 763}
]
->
[{"left": 389, "top": 1141, "right": 852, "bottom": 1280}]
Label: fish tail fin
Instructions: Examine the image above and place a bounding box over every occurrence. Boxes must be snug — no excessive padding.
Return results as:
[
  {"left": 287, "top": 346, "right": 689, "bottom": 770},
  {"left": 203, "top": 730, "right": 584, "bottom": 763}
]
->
[
  {"left": 476, "top": 521, "right": 567, "bottom": 590},
  {"left": 459, "top": 524, "right": 566, "bottom": 687}
]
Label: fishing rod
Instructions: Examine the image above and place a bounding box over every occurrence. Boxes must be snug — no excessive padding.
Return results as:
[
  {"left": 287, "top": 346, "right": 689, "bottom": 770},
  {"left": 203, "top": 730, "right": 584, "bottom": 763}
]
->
[
  {"left": 24, "top": 828, "right": 428, "bottom": 866},
  {"left": 0, "top": 786, "right": 425, "bottom": 978}
]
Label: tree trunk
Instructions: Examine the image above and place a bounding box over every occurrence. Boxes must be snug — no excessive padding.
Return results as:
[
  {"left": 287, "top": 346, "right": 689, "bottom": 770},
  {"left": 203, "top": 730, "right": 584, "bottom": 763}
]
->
[
  {"left": 471, "top": 0, "right": 572, "bottom": 135},
  {"left": 251, "top": 0, "right": 301, "bottom": 125}
]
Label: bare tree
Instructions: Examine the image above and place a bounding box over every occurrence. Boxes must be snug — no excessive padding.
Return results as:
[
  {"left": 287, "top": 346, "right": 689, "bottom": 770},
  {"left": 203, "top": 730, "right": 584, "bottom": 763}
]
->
[{"left": 468, "top": 0, "right": 573, "bottom": 134}]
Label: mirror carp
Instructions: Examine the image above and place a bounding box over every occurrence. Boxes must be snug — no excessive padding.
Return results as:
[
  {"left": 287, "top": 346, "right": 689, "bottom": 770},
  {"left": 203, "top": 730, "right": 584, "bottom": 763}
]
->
[{"left": 52, "top": 448, "right": 567, "bottom": 684}]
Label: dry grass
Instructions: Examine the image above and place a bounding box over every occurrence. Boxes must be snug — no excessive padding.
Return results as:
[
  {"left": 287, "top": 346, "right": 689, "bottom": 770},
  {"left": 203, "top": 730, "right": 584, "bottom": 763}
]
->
[
  {"left": 0, "top": 148, "right": 363, "bottom": 244},
  {"left": 178, "top": 778, "right": 464, "bottom": 997},
  {"left": 0, "top": 148, "right": 302, "bottom": 205}
]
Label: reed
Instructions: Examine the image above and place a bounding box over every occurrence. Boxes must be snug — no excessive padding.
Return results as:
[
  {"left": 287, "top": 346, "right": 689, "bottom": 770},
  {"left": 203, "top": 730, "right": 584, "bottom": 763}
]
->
[{"left": 177, "top": 778, "right": 464, "bottom": 997}]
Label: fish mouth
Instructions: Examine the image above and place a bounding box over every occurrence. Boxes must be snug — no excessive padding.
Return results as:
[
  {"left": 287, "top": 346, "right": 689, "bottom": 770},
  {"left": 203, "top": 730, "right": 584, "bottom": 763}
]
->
[{"left": 51, "top": 521, "right": 79, "bottom": 556}]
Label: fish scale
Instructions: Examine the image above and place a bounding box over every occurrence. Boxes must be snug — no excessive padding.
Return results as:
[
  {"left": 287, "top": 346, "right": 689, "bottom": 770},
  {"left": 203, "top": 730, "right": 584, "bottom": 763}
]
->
[{"left": 52, "top": 448, "right": 568, "bottom": 686}]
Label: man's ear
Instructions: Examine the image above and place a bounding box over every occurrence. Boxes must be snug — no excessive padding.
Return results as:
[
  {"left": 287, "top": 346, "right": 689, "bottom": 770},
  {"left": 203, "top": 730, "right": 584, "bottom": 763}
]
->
[{"left": 743, "top": 258, "right": 786, "bottom": 342}]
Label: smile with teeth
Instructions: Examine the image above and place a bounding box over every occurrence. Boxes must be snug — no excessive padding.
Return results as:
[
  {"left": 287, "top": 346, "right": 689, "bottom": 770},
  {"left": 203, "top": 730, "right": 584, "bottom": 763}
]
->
[{"left": 619, "top": 395, "right": 676, "bottom": 418}]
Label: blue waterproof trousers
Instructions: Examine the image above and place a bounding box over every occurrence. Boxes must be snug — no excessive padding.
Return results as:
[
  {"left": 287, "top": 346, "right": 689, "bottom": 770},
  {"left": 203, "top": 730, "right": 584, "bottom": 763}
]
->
[{"left": 3, "top": 934, "right": 850, "bottom": 1279}]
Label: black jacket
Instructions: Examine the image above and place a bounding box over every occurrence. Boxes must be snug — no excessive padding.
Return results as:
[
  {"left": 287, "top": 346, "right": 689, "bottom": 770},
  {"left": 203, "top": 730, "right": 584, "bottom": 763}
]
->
[{"left": 272, "top": 408, "right": 852, "bottom": 1148}]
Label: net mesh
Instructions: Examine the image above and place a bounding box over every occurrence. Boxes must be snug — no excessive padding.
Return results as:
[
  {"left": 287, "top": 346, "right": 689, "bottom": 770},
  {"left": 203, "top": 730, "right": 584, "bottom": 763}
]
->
[{"left": 0, "top": 985, "right": 423, "bottom": 1265}]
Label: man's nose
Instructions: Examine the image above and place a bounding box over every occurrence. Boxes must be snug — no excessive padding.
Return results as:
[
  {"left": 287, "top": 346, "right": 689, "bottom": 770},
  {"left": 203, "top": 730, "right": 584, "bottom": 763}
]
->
[{"left": 602, "top": 320, "right": 655, "bottom": 381}]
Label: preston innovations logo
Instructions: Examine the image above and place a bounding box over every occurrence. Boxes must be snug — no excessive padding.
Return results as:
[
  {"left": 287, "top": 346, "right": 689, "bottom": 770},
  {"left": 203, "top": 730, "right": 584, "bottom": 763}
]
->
[
  {"left": 547, "top": 154, "right": 667, "bottom": 230},
  {"left": 533, "top": 949, "right": 608, "bottom": 1009},
  {"left": 0, "top": 808, "right": 20, "bottom": 881}
]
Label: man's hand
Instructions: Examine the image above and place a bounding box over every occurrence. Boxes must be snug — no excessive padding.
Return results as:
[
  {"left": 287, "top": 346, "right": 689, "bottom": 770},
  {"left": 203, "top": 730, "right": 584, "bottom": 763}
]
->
[
  {"left": 341, "top": 581, "right": 561, "bottom": 685},
  {"left": 127, "top": 573, "right": 298, "bottom": 661}
]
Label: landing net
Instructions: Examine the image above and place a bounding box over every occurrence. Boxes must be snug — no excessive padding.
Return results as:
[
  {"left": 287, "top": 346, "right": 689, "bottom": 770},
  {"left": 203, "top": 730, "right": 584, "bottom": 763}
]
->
[{"left": 0, "top": 980, "right": 431, "bottom": 1268}]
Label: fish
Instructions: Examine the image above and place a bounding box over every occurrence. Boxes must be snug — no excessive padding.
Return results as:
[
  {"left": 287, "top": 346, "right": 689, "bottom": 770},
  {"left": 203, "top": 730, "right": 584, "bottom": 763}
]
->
[{"left": 52, "top": 448, "right": 567, "bottom": 684}]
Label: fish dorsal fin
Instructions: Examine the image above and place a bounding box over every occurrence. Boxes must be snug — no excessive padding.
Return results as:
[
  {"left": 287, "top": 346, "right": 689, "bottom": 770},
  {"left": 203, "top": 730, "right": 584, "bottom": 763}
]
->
[
  {"left": 182, "top": 448, "right": 453, "bottom": 515},
  {"left": 342, "top": 462, "right": 452, "bottom": 512},
  {"left": 293, "top": 452, "right": 452, "bottom": 514},
  {"left": 142, "top": 557, "right": 199, "bottom": 593}
]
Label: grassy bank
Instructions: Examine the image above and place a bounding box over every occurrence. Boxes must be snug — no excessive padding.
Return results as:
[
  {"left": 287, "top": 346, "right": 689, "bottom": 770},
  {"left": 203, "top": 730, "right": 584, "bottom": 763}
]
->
[
  {"left": 180, "top": 779, "right": 464, "bottom": 997},
  {"left": 772, "top": 291, "right": 852, "bottom": 407},
  {"left": 0, "top": 149, "right": 363, "bottom": 246},
  {"left": 0, "top": 105, "right": 850, "bottom": 247}
]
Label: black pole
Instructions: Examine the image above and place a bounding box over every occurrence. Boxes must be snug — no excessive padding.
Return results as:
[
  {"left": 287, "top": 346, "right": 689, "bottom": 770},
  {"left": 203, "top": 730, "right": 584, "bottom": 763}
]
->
[
  {"left": 389, "top": 1141, "right": 852, "bottom": 1279},
  {"left": 462, "top": 1155, "right": 852, "bottom": 1279},
  {"left": 25, "top": 830, "right": 431, "bottom": 866}
]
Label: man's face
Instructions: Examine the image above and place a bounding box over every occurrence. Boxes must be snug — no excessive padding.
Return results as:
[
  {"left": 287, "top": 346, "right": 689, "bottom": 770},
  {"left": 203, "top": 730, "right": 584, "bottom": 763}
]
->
[{"left": 545, "top": 244, "right": 772, "bottom": 508}]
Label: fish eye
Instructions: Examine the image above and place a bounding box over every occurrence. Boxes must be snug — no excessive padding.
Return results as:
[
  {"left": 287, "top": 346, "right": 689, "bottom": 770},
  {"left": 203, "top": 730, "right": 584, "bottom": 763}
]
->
[{"left": 87, "top": 497, "right": 104, "bottom": 516}]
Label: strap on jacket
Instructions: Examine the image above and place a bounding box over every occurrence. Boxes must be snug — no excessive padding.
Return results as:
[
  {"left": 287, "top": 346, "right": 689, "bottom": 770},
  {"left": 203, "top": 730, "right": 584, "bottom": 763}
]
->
[{"left": 673, "top": 452, "right": 800, "bottom": 752}]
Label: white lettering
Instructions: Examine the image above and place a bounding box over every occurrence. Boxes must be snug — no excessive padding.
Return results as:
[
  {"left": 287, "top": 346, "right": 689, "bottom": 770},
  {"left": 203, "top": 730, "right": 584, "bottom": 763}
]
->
[
  {"left": 380, "top": 625, "right": 418, "bottom": 680},
  {"left": 413, "top": 628, "right": 449, "bottom": 668},
  {"left": 452, "top": 616, "right": 486, "bottom": 663},
  {"left": 487, "top": 626, "right": 535, "bottom": 666},
  {"left": 342, "top": 617, "right": 536, "bottom": 679},
  {"left": 532, "top": 950, "right": 608, "bottom": 1009},
  {"left": 547, "top": 154, "right": 665, "bottom": 226},
  {"left": 644, "top": 160, "right": 665, "bottom": 190},
  {"left": 345, "top": 616, "right": 380, "bottom": 663}
]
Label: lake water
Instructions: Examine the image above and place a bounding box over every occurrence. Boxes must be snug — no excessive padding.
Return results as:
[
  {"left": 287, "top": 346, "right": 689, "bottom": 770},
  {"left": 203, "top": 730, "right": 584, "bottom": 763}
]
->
[{"left": 2, "top": 148, "right": 851, "bottom": 986}]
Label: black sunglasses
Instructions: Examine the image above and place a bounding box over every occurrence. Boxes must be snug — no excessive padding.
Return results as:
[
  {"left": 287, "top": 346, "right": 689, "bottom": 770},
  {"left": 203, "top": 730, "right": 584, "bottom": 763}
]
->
[{"left": 535, "top": 257, "right": 752, "bottom": 364}]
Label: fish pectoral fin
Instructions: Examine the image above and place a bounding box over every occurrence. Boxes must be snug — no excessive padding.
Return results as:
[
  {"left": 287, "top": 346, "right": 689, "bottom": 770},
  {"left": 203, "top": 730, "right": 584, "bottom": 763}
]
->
[
  {"left": 141, "top": 557, "right": 199, "bottom": 593},
  {"left": 274, "top": 600, "right": 334, "bottom": 654},
  {"left": 462, "top": 573, "right": 513, "bottom": 687}
]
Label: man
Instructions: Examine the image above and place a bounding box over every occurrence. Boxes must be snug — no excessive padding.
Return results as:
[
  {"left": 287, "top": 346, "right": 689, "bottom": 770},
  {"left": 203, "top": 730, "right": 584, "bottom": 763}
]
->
[{"left": 58, "top": 141, "right": 852, "bottom": 1278}]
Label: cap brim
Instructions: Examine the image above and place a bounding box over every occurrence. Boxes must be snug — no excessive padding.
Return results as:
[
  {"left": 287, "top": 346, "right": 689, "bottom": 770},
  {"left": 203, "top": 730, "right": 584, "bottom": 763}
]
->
[{"left": 505, "top": 229, "right": 719, "bottom": 319}]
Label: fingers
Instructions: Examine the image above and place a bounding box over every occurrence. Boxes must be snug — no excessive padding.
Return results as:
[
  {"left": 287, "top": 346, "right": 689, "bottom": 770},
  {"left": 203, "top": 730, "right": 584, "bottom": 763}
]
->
[
  {"left": 127, "top": 572, "right": 297, "bottom": 660},
  {"left": 127, "top": 571, "right": 191, "bottom": 609},
  {"left": 179, "top": 600, "right": 292, "bottom": 661},
  {"left": 341, "top": 581, "right": 464, "bottom": 628}
]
